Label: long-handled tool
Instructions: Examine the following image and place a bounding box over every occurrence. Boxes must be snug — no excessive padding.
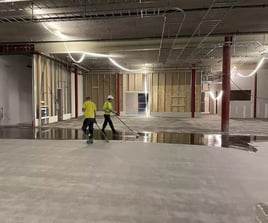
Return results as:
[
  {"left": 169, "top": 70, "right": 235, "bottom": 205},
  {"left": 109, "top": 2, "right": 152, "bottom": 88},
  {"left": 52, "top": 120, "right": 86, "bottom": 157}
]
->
[
  {"left": 114, "top": 115, "right": 140, "bottom": 138},
  {"left": 95, "top": 121, "right": 109, "bottom": 143}
]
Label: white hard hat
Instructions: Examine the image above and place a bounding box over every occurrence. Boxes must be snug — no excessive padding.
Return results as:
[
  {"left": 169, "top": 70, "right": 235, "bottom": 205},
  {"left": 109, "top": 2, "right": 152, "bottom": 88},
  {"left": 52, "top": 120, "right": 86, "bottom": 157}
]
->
[{"left": 107, "top": 95, "right": 114, "bottom": 100}]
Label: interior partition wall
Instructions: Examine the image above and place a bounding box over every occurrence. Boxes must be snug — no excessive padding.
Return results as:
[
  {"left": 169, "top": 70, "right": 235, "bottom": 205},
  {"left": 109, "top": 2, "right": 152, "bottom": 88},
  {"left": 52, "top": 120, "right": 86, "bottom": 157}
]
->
[
  {"left": 83, "top": 72, "right": 122, "bottom": 114},
  {"left": 33, "top": 54, "right": 72, "bottom": 126},
  {"left": 0, "top": 55, "right": 32, "bottom": 126},
  {"left": 83, "top": 70, "right": 202, "bottom": 117},
  {"left": 151, "top": 71, "right": 202, "bottom": 117}
]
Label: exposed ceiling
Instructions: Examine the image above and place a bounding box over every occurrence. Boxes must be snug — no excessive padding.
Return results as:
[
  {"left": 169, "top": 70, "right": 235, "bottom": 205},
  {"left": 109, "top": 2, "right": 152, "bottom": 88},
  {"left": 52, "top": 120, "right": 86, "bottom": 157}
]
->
[{"left": 0, "top": 0, "right": 268, "bottom": 73}]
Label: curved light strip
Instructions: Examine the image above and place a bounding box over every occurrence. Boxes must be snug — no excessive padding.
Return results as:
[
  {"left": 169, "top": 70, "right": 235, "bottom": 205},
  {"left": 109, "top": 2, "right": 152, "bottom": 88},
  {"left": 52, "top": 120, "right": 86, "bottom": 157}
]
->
[
  {"left": 63, "top": 42, "right": 86, "bottom": 63},
  {"left": 69, "top": 51, "right": 110, "bottom": 58},
  {"left": 231, "top": 57, "right": 266, "bottom": 78},
  {"left": 42, "top": 23, "right": 146, "bottom": 72},
  {"left": 209, "top": 90, "right": 223, "bottom": 101},
  {"left": 109, "top": 58, "right": 145, "bottom": 72}
]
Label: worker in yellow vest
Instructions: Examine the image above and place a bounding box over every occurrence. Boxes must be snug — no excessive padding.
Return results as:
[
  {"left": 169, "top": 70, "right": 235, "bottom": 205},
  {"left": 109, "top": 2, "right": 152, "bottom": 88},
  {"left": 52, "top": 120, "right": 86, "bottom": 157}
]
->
[
  {"left": 81, "top": 96, "right": 97, "bottom": 141},
  {"left": 102, "top": 95, "right": 118, "bottom": 134}
]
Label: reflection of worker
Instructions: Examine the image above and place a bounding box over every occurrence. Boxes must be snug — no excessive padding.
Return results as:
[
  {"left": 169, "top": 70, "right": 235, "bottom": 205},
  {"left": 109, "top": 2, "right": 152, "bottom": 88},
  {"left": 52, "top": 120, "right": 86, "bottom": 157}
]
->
[
  {"left": 102, "top": 95, "right": 117, "bottom": 134},
  {"left": 81, "top": 96, "right": 96, "bottom": 139}
]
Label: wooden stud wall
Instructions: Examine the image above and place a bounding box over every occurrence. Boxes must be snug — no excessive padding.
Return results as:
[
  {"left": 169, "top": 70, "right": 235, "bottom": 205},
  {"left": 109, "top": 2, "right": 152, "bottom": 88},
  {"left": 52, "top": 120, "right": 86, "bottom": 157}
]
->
[
  {"left": 195, "top": 71, "right": 202, "bottom": 112},
  {"left": 151, "top": 71, "right": 201, "bottom": 113},
  {"left": 34, "top": 55, "right": 71, "bottom": 125},
  {"left": 185, "top": 72, "right": 191, "bottom": 112},
  {"left": 83, "top": 71, "right": 201, "bottom": 114},
  {"left": 83, "top": 73, "right": 117, "bottom": 111}
]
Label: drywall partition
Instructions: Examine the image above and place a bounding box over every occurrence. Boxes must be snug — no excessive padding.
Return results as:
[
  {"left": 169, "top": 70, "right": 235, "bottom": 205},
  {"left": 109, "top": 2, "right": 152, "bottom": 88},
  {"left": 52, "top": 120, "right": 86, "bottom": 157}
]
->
[
  {"left": 230, "top": 69, "right": 255, "bottom": 118},
  {"left": 227, "top": 67, "right": 268, "bottom": 119},
  {"left": 0, "top": 55, "right": 32, "bottom": 126},
  {"left": 33, "top": 54, "right": 72, "bottom": 126},
  {"left": 256, "top": 68, "right": 268, "bottom": 118}
]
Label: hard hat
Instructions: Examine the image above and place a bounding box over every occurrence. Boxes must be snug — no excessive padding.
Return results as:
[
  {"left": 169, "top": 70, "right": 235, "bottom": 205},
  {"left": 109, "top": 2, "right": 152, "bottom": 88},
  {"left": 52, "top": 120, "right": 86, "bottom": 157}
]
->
[{"left": 107, "top": 95, "right": 114, "bottom": 100}]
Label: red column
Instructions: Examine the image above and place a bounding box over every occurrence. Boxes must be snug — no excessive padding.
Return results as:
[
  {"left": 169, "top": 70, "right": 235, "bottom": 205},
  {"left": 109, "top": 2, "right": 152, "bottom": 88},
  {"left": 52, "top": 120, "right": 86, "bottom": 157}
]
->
[
  {"left": 254, "top": 73, "right": 257, "bottom": 118},
  {"left": 116, "top": 73, "right": 121, "bottom": 115},
  {"left": 74, "top": 67, "right": 78, "bottom": 118},
  {"left": 215, "top": 91, "right": 218, "bottom": 114},
  {"left": 221, "top": 36, "right": 232, "bottom": 132},
  {"left": 191, "top": 66, "right": 196, "bottom": 118}
]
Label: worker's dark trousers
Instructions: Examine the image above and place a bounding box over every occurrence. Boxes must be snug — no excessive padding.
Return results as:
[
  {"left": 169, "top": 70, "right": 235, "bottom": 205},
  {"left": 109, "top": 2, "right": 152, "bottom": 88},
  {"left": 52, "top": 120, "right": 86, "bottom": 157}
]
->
[
  {"left": 102, "top": 114, "right": 116, "bottom": 133},
  {"left": 82, "top": 118, "right": 95, "bottom": 138}
]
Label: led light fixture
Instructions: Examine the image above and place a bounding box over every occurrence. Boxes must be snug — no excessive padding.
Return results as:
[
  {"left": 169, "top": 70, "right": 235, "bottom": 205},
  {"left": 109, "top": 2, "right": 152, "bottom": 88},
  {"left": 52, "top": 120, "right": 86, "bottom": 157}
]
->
[
  {"left": 231, "top": 57, "right": 267, "bottom": 78},
  {"left": 209, "top": 90, "right": 223, "bottom": 101},
  {"left": 42, "top": 23, "right": 146, "bottom": 73}
]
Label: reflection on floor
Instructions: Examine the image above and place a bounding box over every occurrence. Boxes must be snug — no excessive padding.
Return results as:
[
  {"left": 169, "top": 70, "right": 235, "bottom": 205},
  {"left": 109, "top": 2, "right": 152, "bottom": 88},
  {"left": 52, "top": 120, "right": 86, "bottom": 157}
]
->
[{"left": 0, "top": 126, "right": 263, "bottom": 152}]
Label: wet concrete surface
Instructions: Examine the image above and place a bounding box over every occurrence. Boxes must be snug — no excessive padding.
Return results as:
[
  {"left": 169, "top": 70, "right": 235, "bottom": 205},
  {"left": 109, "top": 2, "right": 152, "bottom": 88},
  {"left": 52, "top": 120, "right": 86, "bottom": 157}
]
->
[{"left": 0, "top": 126, "right": 265, "bottom": 152}]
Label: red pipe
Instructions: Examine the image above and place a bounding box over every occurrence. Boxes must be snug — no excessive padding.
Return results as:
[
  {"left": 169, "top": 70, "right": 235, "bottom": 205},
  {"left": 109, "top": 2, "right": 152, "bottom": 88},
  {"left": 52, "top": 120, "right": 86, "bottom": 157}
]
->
[
  {"left": 254, "top": 73, "right": 257, "bottom": 118},
  {"left": 221, "top": 36, "right": 232, "bottom": 132},
  {"left": 0, "top": 44, "right": 34, "bottom": 53},
  {"left": 74, "top": 67, "right": 78, "bottom": 118},
  {"left": 191, "top": 66, "right": 196, "bottom": 118},
  {"left": 116, "top": 73, "right": 121, "bottom": 115}
]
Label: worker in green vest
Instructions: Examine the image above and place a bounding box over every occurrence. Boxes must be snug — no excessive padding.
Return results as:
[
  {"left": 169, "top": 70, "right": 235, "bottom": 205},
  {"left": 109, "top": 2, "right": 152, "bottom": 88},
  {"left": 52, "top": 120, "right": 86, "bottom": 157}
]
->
[{"left": 102, "top": 95, "right": 118, "bottom": 134}]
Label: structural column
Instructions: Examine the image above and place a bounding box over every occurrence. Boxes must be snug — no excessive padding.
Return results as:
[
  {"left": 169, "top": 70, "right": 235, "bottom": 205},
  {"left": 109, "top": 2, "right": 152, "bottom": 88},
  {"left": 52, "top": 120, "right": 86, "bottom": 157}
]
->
[
  {"left": 191, "top": 66, "right": 196, "bottom": 118},
  {"left": 74, "top": 67, "right": 78, "bottom": 118},
  {"left": 221, "top": 36, "right": 232, "bottom": 132},
  {"left": 116, "top": 73, "right": 121, "bottom": 115},
  {"left": 254, "top": 73, "right": 257, "bottom": 118}
]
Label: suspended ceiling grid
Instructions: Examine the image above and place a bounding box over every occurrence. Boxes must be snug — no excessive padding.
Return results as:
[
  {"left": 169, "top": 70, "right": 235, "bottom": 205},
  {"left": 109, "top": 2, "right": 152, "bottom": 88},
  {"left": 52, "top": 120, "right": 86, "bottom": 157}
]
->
[{"left": 0, "top": 0, "right": 268, "bottom": 72}]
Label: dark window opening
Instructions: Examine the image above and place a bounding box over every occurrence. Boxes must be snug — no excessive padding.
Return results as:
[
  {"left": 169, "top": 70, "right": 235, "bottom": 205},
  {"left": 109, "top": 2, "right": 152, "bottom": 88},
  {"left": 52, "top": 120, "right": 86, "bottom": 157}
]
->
[
  {"left": 138, "top": 93, "right": 148, "bottom": 114},
  {"left": 230, "top": 90, "right": 251, "bottom": 101}
]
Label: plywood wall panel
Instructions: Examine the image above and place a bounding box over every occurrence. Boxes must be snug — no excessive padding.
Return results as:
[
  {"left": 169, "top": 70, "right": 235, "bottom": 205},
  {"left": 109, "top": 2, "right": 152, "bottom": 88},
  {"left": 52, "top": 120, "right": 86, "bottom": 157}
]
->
[
  {"left": 103, "top": 74, "right": 110, "bottom": 101},
  {"left": 165, "top": 73, "right": 172, "bottom": 112},
  {"left": 128, "top": 74, "right": 135, "bottom": 91},
  {"left": 152, "top": 73, "right": 158, "bottom": 112},
  {"left": 83, "top": 70, "right": 202, "bottom": 114},
  {"left": 119, "top": 74, "right": 124, "bottom": 112},
  {"left": 110, "top": 74, "right": 117, "bottom": 109},
  {"left": 158, "top": 72, "right": 165, "bottom": 112},
  {"left": 135, "top": 74, "right": 143, "bottom": 91},
  {"left": 98, "top": 74, "right": 104, "bottom": 110},
  {"left": 171, "top": 72, "right": 179, "bottom": 112}
]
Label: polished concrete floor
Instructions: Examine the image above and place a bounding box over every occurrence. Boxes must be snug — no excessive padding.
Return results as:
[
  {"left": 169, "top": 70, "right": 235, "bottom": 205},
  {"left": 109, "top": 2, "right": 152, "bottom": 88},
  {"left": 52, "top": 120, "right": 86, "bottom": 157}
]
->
[{"left": 0, "top": 114, "right": 268, "bottom": 222}]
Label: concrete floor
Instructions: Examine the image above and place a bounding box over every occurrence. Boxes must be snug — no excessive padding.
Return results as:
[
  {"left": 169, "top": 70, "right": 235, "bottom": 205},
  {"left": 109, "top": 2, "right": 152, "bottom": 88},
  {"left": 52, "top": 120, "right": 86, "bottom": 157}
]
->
[
  {"left": 0, "top": 114, "right": 268, "bottom": 222},
  {"left": 45, "top": 114, "right": 268, "bottom": 135}
]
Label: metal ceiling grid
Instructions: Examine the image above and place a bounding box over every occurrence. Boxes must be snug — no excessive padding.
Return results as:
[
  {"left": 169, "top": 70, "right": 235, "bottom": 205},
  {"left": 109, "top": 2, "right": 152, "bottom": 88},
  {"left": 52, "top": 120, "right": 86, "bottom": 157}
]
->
[{"left": 175, "top": 0, "right": 238, "bottom": 63}]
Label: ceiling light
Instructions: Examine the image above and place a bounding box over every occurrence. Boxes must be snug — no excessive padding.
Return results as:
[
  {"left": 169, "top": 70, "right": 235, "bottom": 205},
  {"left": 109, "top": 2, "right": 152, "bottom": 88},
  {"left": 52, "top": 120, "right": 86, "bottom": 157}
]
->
[
  {"left": 209, "top": 91, "right": 223, "bottom": 101},
  {"left": 109, "top": 58, "right": 144, "bottom": 72},
  {"left": 231, "top": 57, "right": 267, "bottom": 78},
  {"left": 42, "top": 22, "right": 146, "bottom": 72}
]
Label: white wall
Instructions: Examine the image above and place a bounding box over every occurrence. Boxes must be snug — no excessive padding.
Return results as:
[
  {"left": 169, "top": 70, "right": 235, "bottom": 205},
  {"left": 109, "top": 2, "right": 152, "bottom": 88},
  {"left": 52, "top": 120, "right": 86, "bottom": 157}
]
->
[
  {"left": 229, "top": 67, "right": 268, "bottom": 118},
  {"left": 0, "top": 55, "right": 32, "bottom": 125},
  {"left": 230, "top": 69, "right": 254, "bottom": 118},
  {"left": 256, "top": 69, "right": 268, "bottom": 118}
]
